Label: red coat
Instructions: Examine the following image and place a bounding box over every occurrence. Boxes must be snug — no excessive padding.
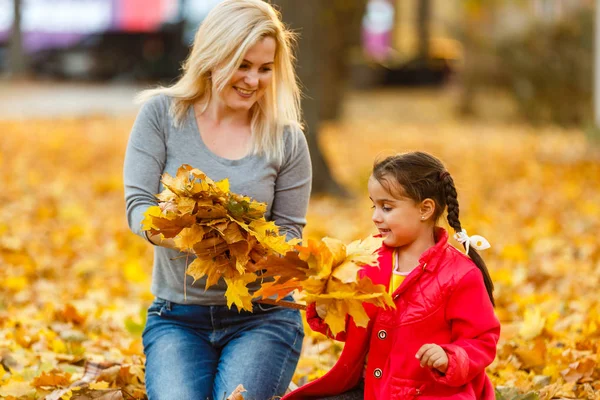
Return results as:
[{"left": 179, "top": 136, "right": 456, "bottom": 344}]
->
[{"left": 284, "top": 229, "right": 500, "bottom": 400}]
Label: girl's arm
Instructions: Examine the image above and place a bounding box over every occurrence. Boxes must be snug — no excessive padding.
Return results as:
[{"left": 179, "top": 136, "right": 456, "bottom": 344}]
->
[
  {"left": 306, "top": 303, "right": 348, "bottom": 342},
  {"left": 428, "top": 268, "right": 500, "bottom": 386}
]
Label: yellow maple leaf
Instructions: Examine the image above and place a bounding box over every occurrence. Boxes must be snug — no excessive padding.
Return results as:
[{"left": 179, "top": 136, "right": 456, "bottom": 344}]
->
[
  {"left": 224, "top": 273, "right": 258, "bottom": 311},
  {"left": 141, "top": 206, "right": 162, "bottom": 231},
  {"left": 174, "top": 225, "right": 206, "bottom": 251},
  {"left": 248, "top": 219, "right": 292, "bottom": 255},
  {"left": 176, "top": 197, "right": 197, "bottom": 215},
  {"left": 345, "top": 236, "right": 383, "bottom": 266},
  {"left": 322, "top": 300, "right": 349, "bottom": 335},
  {"left": 519, "top": 307, "right": 546, "bottom": 340},
  {"left": 187, "top": 255, "right": 231, "bottom": 289},
  {"left": 89, "top": 381, "right": 110, "bottom": 390},
  {"left": 161, "top": 166, "right": 193, "bottom": 196},
  {"left": 149, "top": 213, "right": 196, "bottom": 238},
  {"left": 0, "top": 381, "right": 35, "bottom": 398},
  {"left": 215, "top": 178, "right": 230, "bottom": 194},
  {"left": 514, "top": 337, "right": 547, "bottom": 369},
  {"left": 221, "top": 222, "right": 246, "bottom": 244}
]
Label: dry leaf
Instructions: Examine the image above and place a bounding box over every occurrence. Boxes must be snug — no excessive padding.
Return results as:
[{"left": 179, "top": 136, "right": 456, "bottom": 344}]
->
[{"left": 226, "top": 384, "right": 246, "bottom": 400}]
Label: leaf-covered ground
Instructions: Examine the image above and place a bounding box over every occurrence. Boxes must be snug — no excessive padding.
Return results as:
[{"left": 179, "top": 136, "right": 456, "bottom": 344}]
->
[{"left": 1, "top": 89, "right": 599, "bottom": 399}]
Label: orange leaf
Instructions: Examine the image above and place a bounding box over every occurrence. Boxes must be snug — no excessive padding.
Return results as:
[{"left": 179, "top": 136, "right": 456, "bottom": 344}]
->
[{"left": 31, "top": 371, "right": 72, "bottom": 388}]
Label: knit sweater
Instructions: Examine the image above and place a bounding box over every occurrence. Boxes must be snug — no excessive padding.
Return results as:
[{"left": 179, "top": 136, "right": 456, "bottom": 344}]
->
[{"left": 123, "top": 94, "right": 312, "bottom": 304}]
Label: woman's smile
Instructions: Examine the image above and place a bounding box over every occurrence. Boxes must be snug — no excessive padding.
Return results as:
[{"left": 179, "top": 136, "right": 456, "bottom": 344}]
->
[{"left": 233, "top": 86, "right": 255, "bottom": 98}]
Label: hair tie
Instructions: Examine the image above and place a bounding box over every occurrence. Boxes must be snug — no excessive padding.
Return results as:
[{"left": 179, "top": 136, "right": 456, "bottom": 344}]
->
[
  {"left": 453, "top": 229, "right": 491, "bottom": 254},
  {"left": 439, "top": 171, "right": 450, "bottom": 181}
]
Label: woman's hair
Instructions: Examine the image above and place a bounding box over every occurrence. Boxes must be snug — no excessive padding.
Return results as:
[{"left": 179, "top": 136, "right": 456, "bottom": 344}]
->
[
  {"left": 136, "top": 0, "right": 301, "bottom": 164},
  {"left": 372, "top": 151, "right": 495, "bottom": 306}
]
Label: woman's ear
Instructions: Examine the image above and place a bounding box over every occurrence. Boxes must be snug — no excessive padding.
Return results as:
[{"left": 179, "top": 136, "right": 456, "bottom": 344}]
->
[{"left": 420, "top": 198, "right": 436, "bottom": 221}]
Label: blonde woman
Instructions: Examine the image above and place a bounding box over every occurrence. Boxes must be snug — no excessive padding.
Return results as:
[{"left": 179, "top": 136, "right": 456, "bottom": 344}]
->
[{"left": 123, "top": 1, "right": 312, "bottom": 398}]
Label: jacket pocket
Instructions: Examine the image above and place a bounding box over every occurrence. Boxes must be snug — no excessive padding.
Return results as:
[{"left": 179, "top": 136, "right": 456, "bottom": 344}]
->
[{"left": 389, "top": 377, "right": 428, "bottom": 399}]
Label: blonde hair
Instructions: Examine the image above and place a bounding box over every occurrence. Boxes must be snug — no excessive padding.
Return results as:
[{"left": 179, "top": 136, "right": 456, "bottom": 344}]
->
[{"left": 136, "top": 0, "right": 302, "bottom": 164}]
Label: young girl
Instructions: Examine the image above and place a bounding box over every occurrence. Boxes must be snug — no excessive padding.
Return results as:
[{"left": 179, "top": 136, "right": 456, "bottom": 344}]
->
[{"left": 285, "top": 152, "right": 500, "bottom": 400}]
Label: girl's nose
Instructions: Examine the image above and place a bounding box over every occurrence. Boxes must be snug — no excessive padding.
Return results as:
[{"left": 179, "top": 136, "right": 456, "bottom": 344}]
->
[{"left": 372, "top": 209, "right": 382, "bottom": 223}]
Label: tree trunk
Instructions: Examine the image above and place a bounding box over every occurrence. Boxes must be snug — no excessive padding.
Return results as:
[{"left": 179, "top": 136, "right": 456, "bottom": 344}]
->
[
  {"left": 595, "top": 0, "right": 600, "bottom": 128},
  {"left": 319, "top": 0, "right": 368, "bottom": 121},
  {"left": 274, "top": 0, "right": 348, "bottom": 196},
  {"left": 417, "top": 0, "right": 431, "bottom": 62},
  {"left": 9, "top": 0, "right": 27, "bottom": 77}
]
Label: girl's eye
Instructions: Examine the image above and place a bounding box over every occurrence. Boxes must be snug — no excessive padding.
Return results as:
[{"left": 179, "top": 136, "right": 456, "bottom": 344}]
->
[
  {"left": 261, "top": 67, "right": 272, "bottom": 72},
  {"left": 382, "top": 206, "right": 392, "bottom": 212},
  {"left": 239, "top": 64, "right": 249, "bottom": 70}
]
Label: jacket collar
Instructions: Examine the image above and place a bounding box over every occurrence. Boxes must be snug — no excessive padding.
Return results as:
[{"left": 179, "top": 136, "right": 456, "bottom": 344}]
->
[
  {"left": 377, "top": 227, "right": 450, "bottom": 299},
  {"left": 417, "top": 227, "right": 449, "bottom": 272},
  {"left": 379, "top": 227, "right": 449, "bottom": 270}
]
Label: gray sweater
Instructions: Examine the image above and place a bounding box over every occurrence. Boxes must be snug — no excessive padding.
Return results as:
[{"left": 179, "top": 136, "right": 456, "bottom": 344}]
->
[{"left": 123, "top": 95, "right": 312, "bottom": 305}]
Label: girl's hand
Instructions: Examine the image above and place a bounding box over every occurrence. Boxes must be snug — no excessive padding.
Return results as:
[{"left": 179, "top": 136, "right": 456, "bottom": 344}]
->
[
  {"left": 416, "top": 344, "right": 448, "bottom": 374},
  {"left": 315, "top": 303, "right": 328, "bottom": 319}
]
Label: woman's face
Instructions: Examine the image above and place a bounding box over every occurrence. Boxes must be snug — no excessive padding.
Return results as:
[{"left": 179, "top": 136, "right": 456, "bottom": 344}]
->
[{"left": 219, "top": 36, "right": 276, "bottom": 113}]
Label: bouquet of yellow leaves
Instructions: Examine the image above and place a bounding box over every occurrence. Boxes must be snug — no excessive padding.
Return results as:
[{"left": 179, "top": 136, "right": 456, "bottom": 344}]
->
[
  {"left": 252, "top": 236, "right": 396, "bottom": 335},
  {"left": 141, "top": 165, "right": 295, "bottom": 311}
]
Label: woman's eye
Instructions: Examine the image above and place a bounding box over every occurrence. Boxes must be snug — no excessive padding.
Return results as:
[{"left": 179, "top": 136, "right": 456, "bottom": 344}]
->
[
  {"left": 239, "top": 64, "right": 249, "bottom": 70},
  {"left": 261, "top": 67, "right": 272, "bottom": 72}
]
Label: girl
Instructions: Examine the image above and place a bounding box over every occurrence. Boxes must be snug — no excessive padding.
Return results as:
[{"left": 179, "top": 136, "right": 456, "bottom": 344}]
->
[
  {"left": 285, "top": 152, "right": 500, "bottom": 400},
  {"left": 123, "top": 1, "right": 311, "bottom": 399}
]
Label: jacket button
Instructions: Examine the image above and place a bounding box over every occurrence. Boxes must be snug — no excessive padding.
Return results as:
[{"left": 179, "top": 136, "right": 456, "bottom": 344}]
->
[
  {"left": 373, "top": 368, "right": 382, "bottom": 378},
  {"left": 377, "top": 330, "right": 387, "bottom": 340}
]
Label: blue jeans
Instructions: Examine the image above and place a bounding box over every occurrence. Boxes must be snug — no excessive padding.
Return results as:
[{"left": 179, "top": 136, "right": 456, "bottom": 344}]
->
[{"left": 142, "top": 297, "right": 304, "bottom": 400}]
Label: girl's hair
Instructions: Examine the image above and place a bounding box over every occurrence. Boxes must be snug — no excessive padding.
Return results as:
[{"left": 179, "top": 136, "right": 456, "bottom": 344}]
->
[
  {"left": 136, "top": 0, "right": 301, "bottom": 164},
  {"left": 372, "top": 151, "right": 495, "bottom": 306}
]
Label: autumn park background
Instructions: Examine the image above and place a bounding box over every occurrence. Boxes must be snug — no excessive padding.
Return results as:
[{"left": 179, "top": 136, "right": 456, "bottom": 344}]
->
[{"left": 1, "top": 0, "right": 599, "bottom": 399}]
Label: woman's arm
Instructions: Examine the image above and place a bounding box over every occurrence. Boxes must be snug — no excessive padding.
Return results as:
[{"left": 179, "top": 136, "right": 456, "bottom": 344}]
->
[
  {"left": 123, "top": 95, "right": 171, "bottom": 246},
  {"left": 269, "top": 126, "right": 312, "bottom": 241},
  {"left": 427, "top": 268, "right": 500, "bottom": 386}
]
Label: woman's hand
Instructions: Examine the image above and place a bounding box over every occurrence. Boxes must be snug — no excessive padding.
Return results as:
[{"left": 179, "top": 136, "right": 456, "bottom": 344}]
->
[
  {"left": 415, "top": 343, "right": 448, "bottom": 374},
  {"left": 146, "top": 232, "right": 178, "bottom": 250}
]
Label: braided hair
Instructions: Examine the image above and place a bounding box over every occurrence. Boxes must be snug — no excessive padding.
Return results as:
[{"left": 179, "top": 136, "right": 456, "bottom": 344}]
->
[{"left": 372, "top": 151, "right": 495, "bottom": 306}]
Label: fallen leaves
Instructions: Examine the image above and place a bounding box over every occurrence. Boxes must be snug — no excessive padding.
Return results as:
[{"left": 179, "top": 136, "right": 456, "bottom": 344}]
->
[
  {"left": 226, "top": 384, "right": 246, "bottom": 400},
  {"left": 1, "top": 94, "right": 600, "bottom": 399}
]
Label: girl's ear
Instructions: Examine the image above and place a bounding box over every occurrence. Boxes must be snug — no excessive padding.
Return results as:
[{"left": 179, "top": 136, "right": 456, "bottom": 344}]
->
[{"left": 420, "top": 198, "right": 436, "bottom": 221}]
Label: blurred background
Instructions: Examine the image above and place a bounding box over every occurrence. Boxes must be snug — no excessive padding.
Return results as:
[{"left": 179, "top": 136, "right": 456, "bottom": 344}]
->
[{"left": 1, "top": 1, "right": 599, "bottom": 399}]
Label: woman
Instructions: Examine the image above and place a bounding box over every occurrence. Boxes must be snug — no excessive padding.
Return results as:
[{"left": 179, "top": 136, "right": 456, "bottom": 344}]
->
[{"left": 123, "top": 1, "right": 312, "bottom": 399}]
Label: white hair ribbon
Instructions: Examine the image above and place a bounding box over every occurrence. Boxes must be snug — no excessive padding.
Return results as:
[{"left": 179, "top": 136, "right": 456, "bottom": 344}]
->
[{"left": 453, "top": 229, "right": 490, "bottom": 254}]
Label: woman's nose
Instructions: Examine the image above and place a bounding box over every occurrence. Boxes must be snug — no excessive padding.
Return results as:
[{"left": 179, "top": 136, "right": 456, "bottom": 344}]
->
[{"left": 244, "top": 71, "right": 259, "bottom": 87}]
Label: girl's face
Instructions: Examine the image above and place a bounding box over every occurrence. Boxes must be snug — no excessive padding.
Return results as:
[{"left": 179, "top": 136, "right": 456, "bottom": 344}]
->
[
  {"left": 218, "top": 36, "right": 276, "bottom": 113},
  {"left": 368, "top": 176, "right": 425, "bottom": 248}
]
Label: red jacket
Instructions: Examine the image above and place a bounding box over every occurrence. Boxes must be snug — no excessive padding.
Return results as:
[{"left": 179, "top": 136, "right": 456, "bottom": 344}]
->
[{"left": 284, "top": 229, "right": 500, "bottom": 400}]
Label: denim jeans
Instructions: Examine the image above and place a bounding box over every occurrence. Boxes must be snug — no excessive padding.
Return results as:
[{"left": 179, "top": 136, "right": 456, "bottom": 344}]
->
[{"left": 142, "top": 297, "right": 304, "bottom": 400}]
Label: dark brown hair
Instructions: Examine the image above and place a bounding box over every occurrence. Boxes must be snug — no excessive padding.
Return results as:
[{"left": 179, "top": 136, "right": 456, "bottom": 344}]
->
[{"left": 372, "top": 151, "right": 495, "bottom": 306}]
